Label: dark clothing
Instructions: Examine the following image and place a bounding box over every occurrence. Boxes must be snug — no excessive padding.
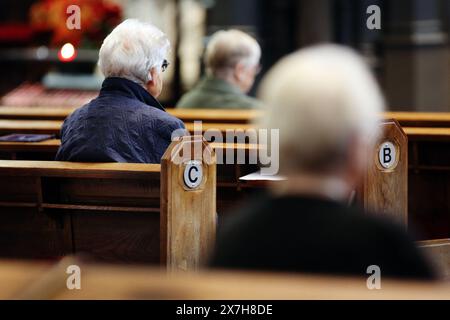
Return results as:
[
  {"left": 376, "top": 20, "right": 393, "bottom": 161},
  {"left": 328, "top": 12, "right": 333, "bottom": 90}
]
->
[
  {"left": 211, "top": 194, "right": 435, "bottom": 280},
  {"left": 56, "top": 77, "right": 185, "bottom": 163}
]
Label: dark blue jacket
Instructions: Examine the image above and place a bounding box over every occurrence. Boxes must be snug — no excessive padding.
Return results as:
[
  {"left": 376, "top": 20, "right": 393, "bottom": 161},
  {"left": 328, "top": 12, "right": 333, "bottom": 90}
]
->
[{"left": 56, "top": 77, "right": 185, "bottom": 163}]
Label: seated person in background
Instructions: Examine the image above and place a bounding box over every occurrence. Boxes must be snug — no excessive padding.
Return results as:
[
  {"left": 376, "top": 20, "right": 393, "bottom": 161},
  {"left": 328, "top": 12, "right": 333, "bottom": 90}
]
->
[
  {"left": 176, "top": 29, "right": 262, "bottom": 109},
  {"left": 211, "top": 45, "right": 435, "bottom": 280},
  {"left": 56, "top": 19, "right": 185, "bottom": 163}
]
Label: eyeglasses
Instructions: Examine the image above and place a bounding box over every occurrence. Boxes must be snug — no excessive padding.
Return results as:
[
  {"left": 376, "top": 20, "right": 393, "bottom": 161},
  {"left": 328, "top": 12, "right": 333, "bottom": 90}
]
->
[{"left": 162, "top": 59, "right": 170, "bottom": 72}]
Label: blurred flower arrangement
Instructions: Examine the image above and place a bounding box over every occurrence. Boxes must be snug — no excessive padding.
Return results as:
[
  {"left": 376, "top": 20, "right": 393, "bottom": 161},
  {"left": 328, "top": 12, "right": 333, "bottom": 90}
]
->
[{"left": 30, "top": 0, "right": 122, "bottom": 48}]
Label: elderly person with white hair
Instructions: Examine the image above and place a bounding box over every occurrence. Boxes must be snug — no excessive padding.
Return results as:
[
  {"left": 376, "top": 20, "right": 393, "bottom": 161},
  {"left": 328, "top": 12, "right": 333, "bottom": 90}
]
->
[
  {"left": 176, "top": 29, "right": 262, "bottom": 109},
  {"left": 56, "top": 19, "right": 185, "bottom": 163},
  {"left": 211, "top": 45, "right": 435, "bottom": 280}
]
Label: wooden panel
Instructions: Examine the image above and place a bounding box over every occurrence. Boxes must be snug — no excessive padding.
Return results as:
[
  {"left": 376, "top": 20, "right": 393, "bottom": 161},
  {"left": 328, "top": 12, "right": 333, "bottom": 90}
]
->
[
  {"left": 169, "top": 108, "right": 261, "bottom": 124},
  {"left": 0, "top": 120, "right": 62, "bottom": 135},
  {"left": 51, "top": 175, "right": 162, "bottom": 264},
  {"left": 0, "top": 207, "right": 70, "bottom": 259},
  {"left": 71, "top": 211, "right": 160, "bottom": 264},
  {"left": 360, "top": 119, "right": 408, "bottom": 224},
  {"left": 0, "top": 175, "right": 39, "bottom": 202},
  {"left": 0, "top": 119, "right": 254, "bottom": 137},
  {"left": 3, "top": 107, "right": 450, "bottom": 128},
  {"left": 386, "top": 112, "right": 450, "bottom": 128},
  {"left": 0, "top": 139, "right": 217, "bottom": 267},
  {"left": 0, "top": 140, "right": 262, "bottom": 158},
  {"left": 408, "top": 136, "right": 450, "bottom": 239},
  {"left": 0, "top": 107, "right": 77, "bottom": 120},
  {"left": 2, "top": 129, "right": 450, "bottom": 157},
  {"left": 408, "top": 171, "right": 450, "bottom": 240},
  {"left": 0, "top": 107, "right": 262, "bottom": 123},
  {"left": 0, "top": 163, "right": 161, "bottom": 262},
  {"left": 161, "top": 136, "right": 217, "bottom": 271},
  {"left": 0, "top": 160, "right": 160, "bottom": 178},
  {"left": 418, "top": 239, "right": 450, "bottom": 280},
  {"left": 1, "top": 259, "right": 449, "bottom": 300},
  {"left": 2, "top": 107, "right": 450, "bottom": 127},
  {"left": 43, "top": 177, "right": 160, "bottom": 208},
  {"left": 0, "top": 174, "right": 71, "bottom": 258},
  {"left": 405, "top": 127, "right": 450, "bottom": 141},
  {"left": 0, "top": 139, "right": 60, "bottom": 153}
]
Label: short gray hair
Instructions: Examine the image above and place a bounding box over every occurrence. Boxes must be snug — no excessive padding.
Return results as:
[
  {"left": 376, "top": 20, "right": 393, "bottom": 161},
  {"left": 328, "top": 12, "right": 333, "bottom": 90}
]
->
[
  {"left": 258, "top": 44, "right": 385, "bottom": 174},
  {"left": 205, "top": 29, "right": 261, "bottom": 76},
  {"left": 98, "top": 19, "right": 170, "bottom": 86}
]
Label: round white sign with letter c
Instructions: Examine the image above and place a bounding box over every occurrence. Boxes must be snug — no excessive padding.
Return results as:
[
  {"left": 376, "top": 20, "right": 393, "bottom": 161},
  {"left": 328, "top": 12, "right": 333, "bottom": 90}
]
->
[{"left": 183, "top": 160, "right": 203, "bottom": 189}]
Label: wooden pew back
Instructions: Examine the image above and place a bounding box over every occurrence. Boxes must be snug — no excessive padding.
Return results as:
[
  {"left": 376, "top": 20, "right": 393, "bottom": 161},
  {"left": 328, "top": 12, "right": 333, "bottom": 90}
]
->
[
  {"left": 0, "top": 137, "right": 217, "bottom": 270},
  {"left": 0, "top": 107, "right": 262, "bottom": 123},
  {"left": 0, "top": 119, "right": 255, "bottom": 138},
  {"left": 1, "top": 259, "right": 449, "bottom": 300},
  {"left": 418, "top": 239, "right": 450, "bottom": 280},
  {"left": 0, "top": 120, "right": 409, "bottom": 222},
  {"left": 360, "top": 119, "right": 408, "bottom": 224},
  {"left": 2, "top": 106, "right": 450, "bottom": 128}
]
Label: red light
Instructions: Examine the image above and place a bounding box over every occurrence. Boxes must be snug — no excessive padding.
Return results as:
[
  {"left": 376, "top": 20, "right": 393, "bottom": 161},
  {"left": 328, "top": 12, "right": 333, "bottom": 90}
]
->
[{"left": 58, "top": 43, "right": 77, "bottom": 62}]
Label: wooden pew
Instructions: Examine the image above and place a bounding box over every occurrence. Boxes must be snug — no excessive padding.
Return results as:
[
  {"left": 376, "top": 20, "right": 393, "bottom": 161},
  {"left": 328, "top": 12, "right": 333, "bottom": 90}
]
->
[
  {"left": 0, "top": 119, "right": 62, "bottom": 135},
  {"left": 402, "top": 127, "right": 450, "bottom": 240},
  {"left": 0, "top": 140, "right": 261, "bottom": 213},
  {"left": 0, "top": 129, "right": 448, "bottom": 278},
  {"left": 0, "top": 136, "right": 216, "bottom": 270},
  {"left": 2, "top": 118, "right": 450, "bottom": 141},
  {"left": 0, "top": 140, "right": 258, "bottom": 160},
  {"left": 1, "top": 259, "right": 449, "bottom": 300},
  {"left": 0, "top": 121, "right": 430, "bottom": 230},
  {"left": 5, "top": 127, "right": 447, "bottom": 231},
  {"left": 418, "top": 239, "right": 450, "bottom": 281},
  {"left": 0, "top": 107, "right": 262, "bottom": 123},
  {"left": 2, "top": 106, "right": 450, "bottom": 128},
  {"left": 404, "top": 127, "right": 450, "bottom": 141},
  {"left": 385, "top": 112, "right": 450, "bottom": 128},
  {"left": 0, "top": 121, "right": 410, "bottom": 226},
  {"left": 235, "top": 119, "right": 409, "bottom": 225},
  {"left": 359, "top": 119, "right": 408, "bottom": 224},
  {"left": 0, "top": 138, "right": 59, "bottom": 159},
  {"left": 0, "top": 119, "right": 254, "bottom": 137},
  {"left": 0, "top": 107, "right": 77, "bottom": 121}
]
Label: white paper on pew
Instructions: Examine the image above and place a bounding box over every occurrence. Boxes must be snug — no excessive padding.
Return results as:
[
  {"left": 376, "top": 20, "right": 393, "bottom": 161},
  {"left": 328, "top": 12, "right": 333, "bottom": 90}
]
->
[{"left": 239, "top": 170, "right": 287, "bottom": 181}]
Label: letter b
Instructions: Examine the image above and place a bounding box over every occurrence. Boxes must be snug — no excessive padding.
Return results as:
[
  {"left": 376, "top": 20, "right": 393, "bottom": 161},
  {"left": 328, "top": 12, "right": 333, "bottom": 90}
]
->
[{"left": 383, "top": 147, "right": 392, "bottom": 164}]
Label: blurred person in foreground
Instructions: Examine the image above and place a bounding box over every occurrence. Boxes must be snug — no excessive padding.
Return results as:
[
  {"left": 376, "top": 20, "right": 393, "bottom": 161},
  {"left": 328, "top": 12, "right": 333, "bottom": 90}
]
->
[
  {"left": 56, "top": 19, "right": 185, "bottom": 163},
  {"left": 210, "top": 45, "right": 435, "bottom": 280},
  {"left": 176, "top": 29, "right": 262, "bottom": 109}
]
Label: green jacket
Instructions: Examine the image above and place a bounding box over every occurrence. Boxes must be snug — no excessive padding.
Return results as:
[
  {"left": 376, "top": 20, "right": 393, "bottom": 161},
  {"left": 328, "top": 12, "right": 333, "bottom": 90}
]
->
[{"left": 176, "top": 76, "right": 262, "bottom": 109}]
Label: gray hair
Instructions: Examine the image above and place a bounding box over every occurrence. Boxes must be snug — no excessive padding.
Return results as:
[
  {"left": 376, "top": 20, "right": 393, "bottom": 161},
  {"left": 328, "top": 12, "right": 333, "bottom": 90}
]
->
[
  {"left": 98, "top": 19, "right": 170, "bottom": 86},
  {"left": 205, "top": 29, "right": 261, "bottom": 77},
  {"left": 258, "top": 44, "right": 385, "bottom": 174}
]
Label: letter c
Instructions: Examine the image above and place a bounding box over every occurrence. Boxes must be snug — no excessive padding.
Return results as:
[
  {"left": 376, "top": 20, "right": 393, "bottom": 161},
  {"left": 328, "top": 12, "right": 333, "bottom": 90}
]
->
[{"left": 188, "top": 166, "right": 199, "bottom": 183}]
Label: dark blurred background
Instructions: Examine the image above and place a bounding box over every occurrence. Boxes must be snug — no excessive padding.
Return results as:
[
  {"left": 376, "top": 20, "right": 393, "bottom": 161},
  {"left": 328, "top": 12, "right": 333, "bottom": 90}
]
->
[{"left": 0, "top": 0, "right": 449, "bottom": 111}]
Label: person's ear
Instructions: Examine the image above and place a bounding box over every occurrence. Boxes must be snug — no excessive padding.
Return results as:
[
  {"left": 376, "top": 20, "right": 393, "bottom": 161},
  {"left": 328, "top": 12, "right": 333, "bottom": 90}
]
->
[
  {"left": 148, "top": 68, "right": 159, "bottom": 85},
  {"left": 233, "top": 63, "right": 244, "bottom": 81},
  {"left": 146, "top": 68, "right": 162, "bottom": 97}
]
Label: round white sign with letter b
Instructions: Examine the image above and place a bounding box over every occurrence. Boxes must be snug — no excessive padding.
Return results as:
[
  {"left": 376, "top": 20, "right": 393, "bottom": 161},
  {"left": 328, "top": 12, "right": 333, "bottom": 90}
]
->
[
  {"left": 378, "top": 141, "right": 397, "bottom": 170},
  {"left": 183, "top": 160, "right": 203, "bottom": 189}
]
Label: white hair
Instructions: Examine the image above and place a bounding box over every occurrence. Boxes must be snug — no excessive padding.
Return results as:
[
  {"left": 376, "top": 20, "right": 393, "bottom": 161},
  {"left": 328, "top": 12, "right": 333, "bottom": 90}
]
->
[
  {"left": 98, "top": 19, "right": 170, "bottom": 86},
  {"left": 258, "top": 44, "right": 385, "bottom": 174},
  {"left": 205, "top": 29, "right": 261, "bottom": 77}
]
